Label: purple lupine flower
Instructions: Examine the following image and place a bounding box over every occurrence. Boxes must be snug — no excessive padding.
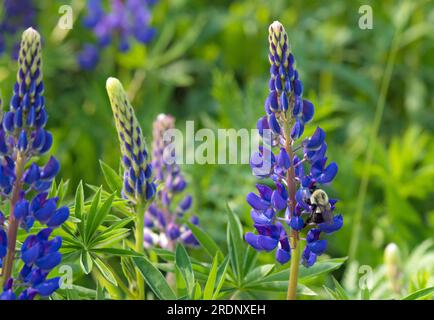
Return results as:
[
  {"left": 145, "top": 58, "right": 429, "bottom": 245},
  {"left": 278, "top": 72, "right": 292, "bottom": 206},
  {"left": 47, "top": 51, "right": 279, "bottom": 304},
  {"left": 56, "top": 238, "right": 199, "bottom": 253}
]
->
[
  {"left": 143, "top": 114, "right": 199, "bottom": 249},
  {"left": 78, "top": 0, "right": 157, "bottom": 69},
  {"left": 245, "top": 21, "right": 342, "bottom": 267},
  {"left": 0, "top": 0, "right": 37, "bottom": 59},
  {"left": 106, "top": 77, "right": 156, "bottom": 204},
  {"left": 0, "top": 28, "right": 69, "bottom": 300}
]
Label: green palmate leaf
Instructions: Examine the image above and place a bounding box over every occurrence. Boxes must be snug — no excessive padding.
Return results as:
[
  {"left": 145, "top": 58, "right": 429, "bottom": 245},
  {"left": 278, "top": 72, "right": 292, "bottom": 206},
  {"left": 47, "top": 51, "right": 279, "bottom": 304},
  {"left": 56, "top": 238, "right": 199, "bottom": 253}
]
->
[
  {"left": 175, "top": 244, "right": 195, "bottom": 298},
  {"left": 86, "top": 192, "right": 115, "bottom": 241},
  {"left": 82, "top": 186, "right": 102, "bottom": 243},
  {"left": 99, "top": 160, "right": 123, "bottom": 193},
  {"left": 93, "top": 257, "right": 117, "bottom": 286},
  {"left": 187, "top": 222, "right": 223, "bottom": 260},
  {"left": 203, "top": 255, "right": 219, "bottom": 300},
  {"left": 80, "top": 251, "right": 93, "bottom": 274},
  {"left": 226, "top": 203, "right": 244, "bottom": 282},
  {"left": 132, "top": 256, "right": 177, "bottom": 300},
  {"left": 402, "top": 287, "right": 434, "bottom": 300},
  {"left": 212, "top": 256, "right": 230, "bottom": 300}
]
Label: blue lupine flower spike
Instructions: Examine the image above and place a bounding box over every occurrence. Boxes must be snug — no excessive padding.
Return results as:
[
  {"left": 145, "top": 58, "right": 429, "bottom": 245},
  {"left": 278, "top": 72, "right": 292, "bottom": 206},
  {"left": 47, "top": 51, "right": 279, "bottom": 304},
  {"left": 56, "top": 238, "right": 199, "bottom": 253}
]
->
[
  {"left": 0, "top": 28, "right": 69, "bottom": 300},
  {"left": 143, "top": 114, "right": 199, "bottom": 249},
  {"left": 245, "top": 21, "right": 342, "bottom": 274},
  {"left": 106, "top": 77, "right": 156, "bottom": 204}
]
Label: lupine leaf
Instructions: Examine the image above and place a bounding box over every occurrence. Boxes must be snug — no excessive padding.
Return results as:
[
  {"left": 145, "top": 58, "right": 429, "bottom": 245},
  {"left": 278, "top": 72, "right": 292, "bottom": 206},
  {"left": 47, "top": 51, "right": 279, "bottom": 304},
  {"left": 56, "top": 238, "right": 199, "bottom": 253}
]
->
[
  {"left": 121, "top": 256, "right": 136, "bottom": 285},
  {"left": 99, "top": 160, "right": 123, "bottom": 193},
  {"left": 402, "top": 287, "right": 434, "bottom": 300},
  {"left": 133, "top": 256, "right": 177, "bottom": 300},
  {"left": 203, "top": 255, "right": 219, "bottom": 300},
  {"left": 93, "top": 257, "right": 117, "bottom": 286},
  {"left": 361, "top": 287, "right": 370, "bottom": 300},
  {"left": 175, "top": 244, "right": 195, "bottom": 298},
  {"left": 86, "top": 192, "right": 115, "bottom": 242},
  {"left": 82, "top": 186, "right": 101, "bottom": 244},
  {"left": 243, "top": 264, "right": 275, "bottom": 284},
  {"left": 96, "top": 283, "right": 106, "bottom": 300},
  {"left": 250, "top": 258, "right": 347, "bottom": 286},
  {"left": 331, "top": 276, "right": 349, "bottom": 300},
  {"left": 299, "top": 257, "right": 348, "bottom": 282},
  {"left": 80, "top": 251, "right": 93, "bottom": 274},
  {"left": 187, "top": 222, "right": 223, "bottom": 260},
  {"left": 91, "top": 248, "right": 142, "bottom": 257},
  {"left": 91, "top": 228, "right": 130, "bottom": 247},
  {"left": 193, "top": 282, "right": 202, "bottom": 300},
  {"left": 242, "top": 245, "right": 258, "bottom": 277},
  {"left": 175, "top": 265, "right": 188, "bottom": 297},
  {"left": 74, "top": 181, "right": 85, "bottom": 235},
  {"left": 226, "top": 203, "right": 244, "bottom": 282},
  {"left": 212, "top": 256, "right": 230, "bottom": 300}
]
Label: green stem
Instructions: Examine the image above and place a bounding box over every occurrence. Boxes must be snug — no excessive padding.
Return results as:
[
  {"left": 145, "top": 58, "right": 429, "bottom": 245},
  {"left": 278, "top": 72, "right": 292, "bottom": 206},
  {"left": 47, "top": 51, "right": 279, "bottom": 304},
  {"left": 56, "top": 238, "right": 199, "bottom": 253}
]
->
[
  {"left": 134, "top": 202, "right": 146, "bottom": 300},
  {"left": 1, "top": 153, "right": 25, "bottom": 287},
  {"left": 281, "top": 113, "right": 301, "bottom": 300},
  {"left": 287, "top": 231, "right": 301, "bottom": 300},
  {"left": 347, "top": 19, "right": 402, "bottom": 264}
]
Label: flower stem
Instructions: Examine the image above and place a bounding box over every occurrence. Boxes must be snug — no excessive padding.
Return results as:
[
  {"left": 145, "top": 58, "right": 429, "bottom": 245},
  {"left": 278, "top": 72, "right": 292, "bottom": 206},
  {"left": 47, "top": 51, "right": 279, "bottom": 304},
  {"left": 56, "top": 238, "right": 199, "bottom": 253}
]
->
[
  {"left": 281, "top": 113, "right": 301, "bottom": 300},
  {"left": 134, "top": 202, "right": 146, "bottom": 300},
  {"left": 287, "top": 230, "right": 301, "bottom": 300},
  {"left": 1, "top": 153, "right": 25, "bottom": 287}
]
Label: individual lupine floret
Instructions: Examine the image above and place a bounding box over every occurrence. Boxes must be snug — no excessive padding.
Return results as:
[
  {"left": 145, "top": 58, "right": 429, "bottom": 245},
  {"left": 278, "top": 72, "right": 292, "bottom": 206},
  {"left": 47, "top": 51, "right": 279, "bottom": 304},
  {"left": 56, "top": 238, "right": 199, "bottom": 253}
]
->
[
  {"left": 0, "top": 0, "right": 37, "bottom": 59},
  {"left": 0, "top": 28, "right": 69, "bottom": 300},
  {"left": 143, "top": 114, "right": 198, "bottom": 249},
  {"left": 78, "top": 0, "right": 157, "bottom": 69},
  {"left": 106, "top": 77, "right": 156, "bottom": 204},
  {"left": 245, "top": 21, "right": 342, "bottom": 276}
]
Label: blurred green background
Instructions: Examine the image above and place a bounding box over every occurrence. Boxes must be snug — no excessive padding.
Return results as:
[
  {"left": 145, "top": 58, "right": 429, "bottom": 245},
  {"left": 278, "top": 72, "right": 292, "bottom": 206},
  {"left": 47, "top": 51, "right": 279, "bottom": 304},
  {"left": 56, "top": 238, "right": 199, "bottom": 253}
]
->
[{"left": 0, "top": 0, "right": 433, "bottom": 298}]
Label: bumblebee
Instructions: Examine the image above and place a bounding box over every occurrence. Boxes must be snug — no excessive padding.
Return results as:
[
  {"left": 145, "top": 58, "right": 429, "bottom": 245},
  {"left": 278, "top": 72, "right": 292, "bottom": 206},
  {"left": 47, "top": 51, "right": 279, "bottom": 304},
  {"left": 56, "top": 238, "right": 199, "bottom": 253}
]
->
[{"left": 306, "top": 189, "right": 333, "bottom": 225}]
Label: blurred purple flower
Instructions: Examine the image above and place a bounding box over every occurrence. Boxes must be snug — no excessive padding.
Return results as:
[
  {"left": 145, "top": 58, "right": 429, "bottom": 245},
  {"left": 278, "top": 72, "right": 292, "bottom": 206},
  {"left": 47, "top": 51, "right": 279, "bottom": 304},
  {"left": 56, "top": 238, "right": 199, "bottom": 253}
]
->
[
  {"left": 144, "top": 114, "right": 199, "bottom": 249},
  {"left": 0, "top": 0, "right": 37, "bottom": 59},
  {"left": 78, "top": 0, "right": 157, "bottom": 69}
]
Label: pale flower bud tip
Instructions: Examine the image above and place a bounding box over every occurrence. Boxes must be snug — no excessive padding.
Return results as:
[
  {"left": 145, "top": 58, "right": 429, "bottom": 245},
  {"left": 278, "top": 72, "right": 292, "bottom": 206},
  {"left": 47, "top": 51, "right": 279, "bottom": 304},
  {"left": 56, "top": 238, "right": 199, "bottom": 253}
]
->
[{"left": 106, "top": 77, "right": 122, "bottom": 92}]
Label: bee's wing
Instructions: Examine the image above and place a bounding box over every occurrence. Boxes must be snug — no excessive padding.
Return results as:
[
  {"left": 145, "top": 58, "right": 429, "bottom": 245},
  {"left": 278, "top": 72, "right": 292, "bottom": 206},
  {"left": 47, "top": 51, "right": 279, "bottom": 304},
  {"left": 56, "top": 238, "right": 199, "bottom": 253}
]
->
[{"left": 322, "top": 205, "right": 334, "bottom": 225}]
